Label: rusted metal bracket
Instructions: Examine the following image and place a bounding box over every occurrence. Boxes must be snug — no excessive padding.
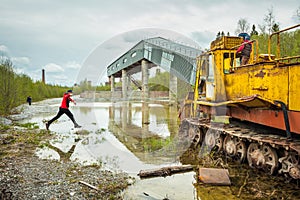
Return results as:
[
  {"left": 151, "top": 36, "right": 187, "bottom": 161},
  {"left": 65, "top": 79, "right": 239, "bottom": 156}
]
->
[{"left": 274, "top": 100, "right": 292, "bottom": 141}]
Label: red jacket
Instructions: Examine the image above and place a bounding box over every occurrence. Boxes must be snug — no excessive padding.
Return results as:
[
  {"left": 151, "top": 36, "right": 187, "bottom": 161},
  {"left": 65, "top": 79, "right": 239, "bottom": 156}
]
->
[
  {"left": 237, "top": 40, "right": 252, "bottom": 57},
  {"left": 60, "top": 93, "right": 74, "bottom": 109}
]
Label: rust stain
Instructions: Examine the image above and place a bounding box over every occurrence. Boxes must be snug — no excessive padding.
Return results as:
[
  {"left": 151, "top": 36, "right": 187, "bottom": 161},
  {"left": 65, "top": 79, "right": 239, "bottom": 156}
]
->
[{"left": 255, "top": 70, "right": 266, "bottom": 78}]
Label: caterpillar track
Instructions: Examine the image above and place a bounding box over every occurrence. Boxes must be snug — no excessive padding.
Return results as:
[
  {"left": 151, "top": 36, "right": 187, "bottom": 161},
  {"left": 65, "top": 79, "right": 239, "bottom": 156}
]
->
[{"left": 179, "top": 118, "right": 300, "bottom": 179}]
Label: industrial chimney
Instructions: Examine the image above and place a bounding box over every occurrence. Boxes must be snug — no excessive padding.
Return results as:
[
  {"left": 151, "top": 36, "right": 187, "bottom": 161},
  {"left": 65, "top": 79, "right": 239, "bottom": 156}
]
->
[{"left": 42, "top": 69, "right": 45, "bottom": 84}]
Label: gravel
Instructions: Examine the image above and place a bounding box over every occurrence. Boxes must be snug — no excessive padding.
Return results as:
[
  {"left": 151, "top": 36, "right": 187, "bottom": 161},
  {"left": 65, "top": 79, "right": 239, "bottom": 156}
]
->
[{"left": 0, "top": 155, "right": 132, "bottom": 199}]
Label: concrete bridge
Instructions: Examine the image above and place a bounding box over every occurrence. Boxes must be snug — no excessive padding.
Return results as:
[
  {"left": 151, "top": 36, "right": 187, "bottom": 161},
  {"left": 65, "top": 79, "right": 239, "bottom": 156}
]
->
[{"left": 107, "top": 37, "right": 202, "bottom": 101}]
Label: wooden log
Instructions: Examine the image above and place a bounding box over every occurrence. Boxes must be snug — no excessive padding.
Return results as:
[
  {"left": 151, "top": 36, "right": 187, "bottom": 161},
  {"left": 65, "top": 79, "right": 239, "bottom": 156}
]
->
[
  {"left": 138, "top": 165, "right": 195, "bottom": 179},
  {"left": 79, "top": 181, "right": 99, "bottom": 191}
]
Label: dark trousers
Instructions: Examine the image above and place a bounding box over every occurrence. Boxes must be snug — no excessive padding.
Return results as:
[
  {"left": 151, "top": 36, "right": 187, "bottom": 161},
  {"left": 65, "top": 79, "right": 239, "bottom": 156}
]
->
[{"left": 48, "top": 107, "right": 77, "bottom": 125}]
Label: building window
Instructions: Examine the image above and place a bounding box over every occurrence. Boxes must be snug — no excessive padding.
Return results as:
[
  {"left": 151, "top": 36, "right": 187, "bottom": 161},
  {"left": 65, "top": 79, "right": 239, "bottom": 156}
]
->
[
  {"left": 131, "top": 52, "right": 137, "bottom": 57},
  {"left": 162, "top": 51, "right": 174, "bottom": 61}
]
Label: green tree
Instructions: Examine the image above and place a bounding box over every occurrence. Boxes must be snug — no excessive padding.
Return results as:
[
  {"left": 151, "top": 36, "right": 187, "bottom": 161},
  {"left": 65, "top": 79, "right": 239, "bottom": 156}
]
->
[
  {"left": 272, "top": 23, "right": 280, "bottom": 33},
  {"left": 0, "top": 59, "right": 18, "bottom": 115},
  {"left": 250, "top": 24, "right": 259, "bottom": 36}
]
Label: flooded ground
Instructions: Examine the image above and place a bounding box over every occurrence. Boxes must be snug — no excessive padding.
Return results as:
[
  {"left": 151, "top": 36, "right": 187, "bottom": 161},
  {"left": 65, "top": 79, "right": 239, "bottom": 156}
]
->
[{"left": 18, "top": 97, "right": 300, "bottom": 200}]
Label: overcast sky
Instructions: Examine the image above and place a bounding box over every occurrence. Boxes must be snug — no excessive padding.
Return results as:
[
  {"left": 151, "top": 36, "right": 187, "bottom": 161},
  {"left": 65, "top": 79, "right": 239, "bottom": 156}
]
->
[{"left": 0, "top": 0, "right": 299, "bottom": 86}]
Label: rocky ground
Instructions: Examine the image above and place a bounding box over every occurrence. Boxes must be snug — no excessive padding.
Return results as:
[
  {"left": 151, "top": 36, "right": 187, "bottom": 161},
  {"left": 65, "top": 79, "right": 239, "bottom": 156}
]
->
[{"left": 0, "top": 100, "right": 134, "bottom": 200}]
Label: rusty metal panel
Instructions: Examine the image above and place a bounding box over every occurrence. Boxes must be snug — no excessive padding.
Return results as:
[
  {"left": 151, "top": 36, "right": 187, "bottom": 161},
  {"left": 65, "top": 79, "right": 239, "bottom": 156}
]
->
[{"left": 199, "top": 168, "right": 231, "bottom": 185}]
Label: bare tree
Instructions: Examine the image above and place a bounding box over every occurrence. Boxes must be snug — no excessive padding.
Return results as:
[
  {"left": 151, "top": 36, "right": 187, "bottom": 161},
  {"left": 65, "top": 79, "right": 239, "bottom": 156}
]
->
[
  {"left": 264, "top": 7, "right": 278, "bottom": 34},
  {"left": 258, "top": 24, "right": 266, "bottom": 34},
  {"left": 235, "top": 18, "right": 250, "bottom": 34},
  {"left": 294, "top": 6, "right": 300, "bottom": 22}
]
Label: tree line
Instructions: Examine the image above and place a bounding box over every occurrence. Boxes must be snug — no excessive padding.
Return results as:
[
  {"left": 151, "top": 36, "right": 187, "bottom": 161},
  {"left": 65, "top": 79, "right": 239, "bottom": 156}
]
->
[
  {"left": 217, "top": 6, "right": 300, "bottom": 37},
  {"left": 216, "top": 6, "right": 300, "bottom": 58},
  {"left": 0, "top": 59, "right": 68, "bottom": 116}
]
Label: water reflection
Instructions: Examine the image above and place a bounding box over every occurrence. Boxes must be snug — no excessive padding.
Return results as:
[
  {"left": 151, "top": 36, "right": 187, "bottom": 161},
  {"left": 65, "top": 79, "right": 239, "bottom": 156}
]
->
[{"left": 31, "top": 101, "right": 182, "bottom": 169}]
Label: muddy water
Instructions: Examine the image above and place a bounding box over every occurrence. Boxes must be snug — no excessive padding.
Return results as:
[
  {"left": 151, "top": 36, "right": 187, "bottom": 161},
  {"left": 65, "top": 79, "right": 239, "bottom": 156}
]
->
[{"left": 20, "top": 99, "right": 300, "bottom": 200}]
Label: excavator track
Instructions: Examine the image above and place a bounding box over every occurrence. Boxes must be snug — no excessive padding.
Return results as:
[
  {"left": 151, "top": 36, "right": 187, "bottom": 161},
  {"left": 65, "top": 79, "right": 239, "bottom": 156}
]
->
[{"left": 179, "top": 118, "right": 300, "bottom": 179}]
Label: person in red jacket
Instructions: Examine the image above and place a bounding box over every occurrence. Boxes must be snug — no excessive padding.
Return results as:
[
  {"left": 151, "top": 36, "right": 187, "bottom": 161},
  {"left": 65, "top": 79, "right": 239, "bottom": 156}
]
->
[
  {"left": 46, "top": 90, "right": 81, "bottom": 130},
  {"left": 236, "top": 34, "right": 252, "bottom": 65}
]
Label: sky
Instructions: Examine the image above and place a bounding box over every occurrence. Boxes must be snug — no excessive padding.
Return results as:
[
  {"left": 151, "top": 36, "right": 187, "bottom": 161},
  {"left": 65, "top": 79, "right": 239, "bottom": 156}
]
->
[{"left": 0, "top": 0, "right": 299, "bottom": 86}]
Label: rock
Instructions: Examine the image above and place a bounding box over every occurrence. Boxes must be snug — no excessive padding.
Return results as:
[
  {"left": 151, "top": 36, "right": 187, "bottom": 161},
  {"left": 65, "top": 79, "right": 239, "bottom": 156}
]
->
[
  {"left": 0, "top": 134, "right": 14, "bottom": 144},
  {"left": 0, "top": 117, "right": 12, "bottom": 125}
]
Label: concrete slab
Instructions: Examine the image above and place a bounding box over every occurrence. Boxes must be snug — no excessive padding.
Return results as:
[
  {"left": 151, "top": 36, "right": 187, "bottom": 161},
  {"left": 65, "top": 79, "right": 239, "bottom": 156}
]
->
[{"left": 198, "top": 168, "right": 231, "bottom": 186}]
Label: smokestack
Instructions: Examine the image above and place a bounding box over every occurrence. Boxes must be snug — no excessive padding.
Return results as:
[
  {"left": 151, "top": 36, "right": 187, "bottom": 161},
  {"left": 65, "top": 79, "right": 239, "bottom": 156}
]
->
[{"left": 42, "top": 69, "right": 45, "bottom": 84}]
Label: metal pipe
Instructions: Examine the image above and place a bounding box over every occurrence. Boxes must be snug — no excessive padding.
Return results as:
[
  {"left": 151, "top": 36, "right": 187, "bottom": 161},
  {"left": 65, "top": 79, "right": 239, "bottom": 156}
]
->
[
  {"left": 274, "top": 100, "right": 292, "bottom": 140},
  {"left": 268, "top": 24, "right": 300, "bottom": 61}
]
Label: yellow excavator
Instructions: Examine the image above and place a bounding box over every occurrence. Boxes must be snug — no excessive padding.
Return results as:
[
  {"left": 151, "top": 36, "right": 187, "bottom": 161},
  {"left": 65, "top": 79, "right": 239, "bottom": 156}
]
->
[{"left": 179, "top": 24, "right": 300, "bottom": 179}]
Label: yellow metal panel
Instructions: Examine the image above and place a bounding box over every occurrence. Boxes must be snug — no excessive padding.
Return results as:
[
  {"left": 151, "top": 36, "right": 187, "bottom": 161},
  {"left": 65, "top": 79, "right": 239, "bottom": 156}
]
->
[
  {"left": 289, "top": 65, "right": 300, "bottom": 111},
  {"left": 224, "top": 63, "right": 289, "bottom": 108},
  {"left": 224, "top": 67, "right": 250, "bottom": 99},
  {"left": 210, "top": 36, "right": 242, "bottom": 50},
  {"left": 248, "top": 64, "right": 288, "bottom": 104},
  {"left": 214, "top": 52, "right": 227, "bottom": 102}
]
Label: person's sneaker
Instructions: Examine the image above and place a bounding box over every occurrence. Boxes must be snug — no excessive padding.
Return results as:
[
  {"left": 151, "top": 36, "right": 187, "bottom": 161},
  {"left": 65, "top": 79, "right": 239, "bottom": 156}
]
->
[
  {"left": 75, "top": 124, "right": 82, "bottom": 128},
  {"left": 45, "top": 122, "right": 49, "bottom": 130}
]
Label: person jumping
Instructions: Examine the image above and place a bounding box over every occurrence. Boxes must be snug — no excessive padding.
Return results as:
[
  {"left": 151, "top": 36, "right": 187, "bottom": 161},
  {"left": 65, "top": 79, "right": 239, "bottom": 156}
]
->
[{"left": 46, "top": 90, "right": 81, "bottom": 130}]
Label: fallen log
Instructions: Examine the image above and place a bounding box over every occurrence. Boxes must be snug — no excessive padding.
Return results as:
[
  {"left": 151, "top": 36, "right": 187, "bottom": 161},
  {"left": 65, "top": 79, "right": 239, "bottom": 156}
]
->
[
  {"left": 79, "top": 181, "right": 99, "bottom": 191},
  {"left": 138, "top": 165, "right": 195, "bottom": 179}
]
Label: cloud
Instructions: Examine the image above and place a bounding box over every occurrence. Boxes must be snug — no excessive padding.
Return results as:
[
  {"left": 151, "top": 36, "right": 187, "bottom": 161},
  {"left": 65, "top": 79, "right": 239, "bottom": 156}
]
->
[
  {"left": 52, "top": 74, "right": 68, "bottom": 80},
  {"left": 11, "top": 56, "right": 30, "bottom": 66},
  {"left": 43, "top": 63, "right": 64, "bottom": 73},
  {"left": 64, "top": 61, "right": 81, "bottom": 69},
  {"left": 0, "top": 45, "right": 9, "bottom": 54},
  {"left": 190, "top": 31, "right": 216, "bottom": 49}
]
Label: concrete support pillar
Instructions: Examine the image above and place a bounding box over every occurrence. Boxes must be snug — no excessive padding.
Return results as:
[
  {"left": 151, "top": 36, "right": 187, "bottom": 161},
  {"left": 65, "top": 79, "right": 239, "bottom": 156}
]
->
[
  {"left": 128, "top": 102, "right": 132, "bottom": 124},
  {"left": 141, "top": 60, "right": 149, "bottom": 100},
  {"left": 169, "top": 103, "right": 179, "bottom": 138},
  {"left": 142, "top": 102, "right": 149, "bottom": 136},
  {"left": 169, "top": 73, "right": 178, "bottom": 102},
  {"left": 122, "top": 69, "right": 128, "bottom": 100},
  {"left": 110, "top": 75, "right": 115, "bottom": 92},
  {"left": 109, "top": 103, "right": 115, "bottom": 120},
  {"left": 121, "top": 102, "right": 128, "bottom": 129}
]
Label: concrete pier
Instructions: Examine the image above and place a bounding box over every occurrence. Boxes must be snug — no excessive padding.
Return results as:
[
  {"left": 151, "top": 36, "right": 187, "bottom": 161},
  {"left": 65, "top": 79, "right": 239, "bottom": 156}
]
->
[
  {"left": 122, "top": 69, "right": 128, "bottom": 99},
  {"left": 110, "top": 75, "right": 115, "bottom": 92},
  {"left": 141, "top": 59, "right": 149, "bottom": 100},
  {"left": 169, "top": 73, "right": 178, "bottom": 102}
]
